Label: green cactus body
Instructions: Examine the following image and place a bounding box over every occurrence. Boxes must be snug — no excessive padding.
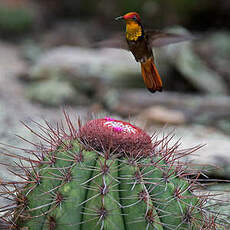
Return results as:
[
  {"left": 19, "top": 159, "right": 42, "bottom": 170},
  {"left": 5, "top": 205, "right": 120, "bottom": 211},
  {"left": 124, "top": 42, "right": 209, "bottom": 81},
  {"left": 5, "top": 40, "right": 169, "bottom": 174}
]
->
[
  {"left": 16, "top": 141, "right": 203, "bottom": 230},
  {"left": 0, "top": 117, "right": 223, "bottom": 229}
]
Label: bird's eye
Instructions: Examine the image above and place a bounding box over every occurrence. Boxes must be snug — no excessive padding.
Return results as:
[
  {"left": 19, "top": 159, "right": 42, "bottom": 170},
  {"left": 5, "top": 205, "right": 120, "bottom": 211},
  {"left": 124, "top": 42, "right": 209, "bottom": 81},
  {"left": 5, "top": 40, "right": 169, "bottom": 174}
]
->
[{"left": 133, "top": 15, "right": 137, "bottom": 20}]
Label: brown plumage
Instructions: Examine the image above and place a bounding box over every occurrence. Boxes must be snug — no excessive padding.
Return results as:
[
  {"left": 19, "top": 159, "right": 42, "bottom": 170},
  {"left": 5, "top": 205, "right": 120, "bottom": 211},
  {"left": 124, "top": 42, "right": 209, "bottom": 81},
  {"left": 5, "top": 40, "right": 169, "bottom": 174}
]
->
[{"left": 141, "top": 57, "right": 162, "bottom": 92}]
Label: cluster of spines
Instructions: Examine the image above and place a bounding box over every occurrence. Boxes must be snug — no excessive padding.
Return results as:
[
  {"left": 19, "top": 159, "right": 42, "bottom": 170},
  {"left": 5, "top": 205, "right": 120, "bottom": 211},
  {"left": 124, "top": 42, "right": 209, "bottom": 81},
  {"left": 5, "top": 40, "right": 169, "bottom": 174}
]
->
[{"left": 0, "top": 112, "right": 226, "bottom": 230}]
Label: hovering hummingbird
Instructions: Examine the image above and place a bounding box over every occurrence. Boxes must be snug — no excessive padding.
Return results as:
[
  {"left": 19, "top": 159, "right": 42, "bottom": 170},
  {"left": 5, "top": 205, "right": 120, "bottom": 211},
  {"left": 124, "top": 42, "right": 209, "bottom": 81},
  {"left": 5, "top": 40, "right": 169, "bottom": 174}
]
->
[{"left": 114, "top": 12, "right": 193, "bottom": 93}]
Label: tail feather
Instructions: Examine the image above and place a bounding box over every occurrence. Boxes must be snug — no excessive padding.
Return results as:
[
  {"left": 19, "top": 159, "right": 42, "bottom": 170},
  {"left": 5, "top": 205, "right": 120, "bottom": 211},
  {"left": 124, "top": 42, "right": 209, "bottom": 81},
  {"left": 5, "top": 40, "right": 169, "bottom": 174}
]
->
[{"left": 141, "top": 57, "right": 162, "bottom": 93}]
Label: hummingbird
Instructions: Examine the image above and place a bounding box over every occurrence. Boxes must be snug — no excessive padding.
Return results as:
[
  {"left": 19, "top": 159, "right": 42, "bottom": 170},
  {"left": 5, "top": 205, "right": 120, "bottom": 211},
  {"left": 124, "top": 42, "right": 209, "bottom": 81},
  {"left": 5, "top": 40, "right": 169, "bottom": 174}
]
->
[{"left": 114, "top": 12, "right": 193, "bottom": 93}]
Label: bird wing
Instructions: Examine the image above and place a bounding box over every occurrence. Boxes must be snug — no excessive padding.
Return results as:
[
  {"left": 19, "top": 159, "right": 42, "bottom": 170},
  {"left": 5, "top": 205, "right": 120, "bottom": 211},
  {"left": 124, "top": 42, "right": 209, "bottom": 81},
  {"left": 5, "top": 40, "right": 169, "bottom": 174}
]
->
[
  {"left": 146, "top": 30, "right": 195, "bottom": 47},
  {"left": 94, "top": 31, "right": 195, "bottom": 50},
  {"left": 94, "top": 32, "right": 128, "bottom": 50}
]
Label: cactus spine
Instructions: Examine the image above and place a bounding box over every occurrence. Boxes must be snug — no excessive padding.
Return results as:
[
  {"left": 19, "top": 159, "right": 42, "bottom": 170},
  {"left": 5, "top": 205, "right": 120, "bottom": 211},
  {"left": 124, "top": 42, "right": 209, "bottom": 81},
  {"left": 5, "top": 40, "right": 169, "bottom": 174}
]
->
[{"left": 0, "top": 115, "right": 226, "bottom": 229}]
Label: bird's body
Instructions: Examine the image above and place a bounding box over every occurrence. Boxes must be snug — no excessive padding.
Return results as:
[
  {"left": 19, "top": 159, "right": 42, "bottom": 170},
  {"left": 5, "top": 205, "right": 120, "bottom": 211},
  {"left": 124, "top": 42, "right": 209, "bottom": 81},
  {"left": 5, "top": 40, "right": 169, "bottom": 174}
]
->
[
  {"left": 125, "top": 15, "right": 152, "bottom": 62},
  {"left": 115, "top": 12, "right": 193, "bottom": 93}
]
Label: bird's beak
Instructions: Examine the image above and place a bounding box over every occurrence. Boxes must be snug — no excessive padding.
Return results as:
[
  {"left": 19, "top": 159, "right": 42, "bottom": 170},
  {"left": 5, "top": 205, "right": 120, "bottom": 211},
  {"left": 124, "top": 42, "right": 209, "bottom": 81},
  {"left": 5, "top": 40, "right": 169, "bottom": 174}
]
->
[{"left": 115, "top": 16, "right": 123, "bottom": 21}]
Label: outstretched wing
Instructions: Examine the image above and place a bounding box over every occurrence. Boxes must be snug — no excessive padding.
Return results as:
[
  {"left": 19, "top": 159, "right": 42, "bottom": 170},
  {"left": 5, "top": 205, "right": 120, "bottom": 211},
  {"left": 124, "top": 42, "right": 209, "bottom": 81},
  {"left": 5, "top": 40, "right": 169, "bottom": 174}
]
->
[
  {"left": 94, "top": 32, "right": 128, "bottom": 50},
  {"left": 146, "top": 30, "right": 195, "bottom": 47},
  {"left": 94, "top": 31, "right": 195, "bottom": 50}
]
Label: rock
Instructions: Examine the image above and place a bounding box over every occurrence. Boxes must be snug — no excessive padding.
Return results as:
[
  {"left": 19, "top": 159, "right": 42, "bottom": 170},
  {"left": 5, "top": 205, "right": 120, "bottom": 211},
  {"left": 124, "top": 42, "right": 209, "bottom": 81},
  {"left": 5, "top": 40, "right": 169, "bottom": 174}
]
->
[
  {"left": 26, "top": 79, "right": 89, "bottom": 106},
  {"left": 29, "top": 46, "right": 141, "bottom": 91},
  {"left": 162, "top": 27, "right": 228, "bottom": 95},
  {"left": 208, "top": 32, "right": 230, "bottom": 60},
  {"left": 139, "top": 106, "right": 186, "bottom": 125},
  {"left": 166, "top": 43, "right": 228, "bottom": 95},
  {"left": 155, "top": 125, "right": 230, "bottom": 178},
  {"left": 196, "top": 32, "right": 230, "bottom": 87},
  {"left": 104, "top": 89, "right": 230, "bottom": 118},
  {"left": 21, "top": 39, "right": 43, "bottom": 64},
  {"left": 0, "top": 41, "right": 28, "bottom": 78}
]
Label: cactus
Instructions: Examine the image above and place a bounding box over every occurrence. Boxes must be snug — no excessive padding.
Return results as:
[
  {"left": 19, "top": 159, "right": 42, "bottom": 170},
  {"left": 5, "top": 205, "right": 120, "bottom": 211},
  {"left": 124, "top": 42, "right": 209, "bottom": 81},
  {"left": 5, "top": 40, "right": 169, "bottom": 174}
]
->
[{"left": 0, "top": 113, "right": 228, "bottom": 229}]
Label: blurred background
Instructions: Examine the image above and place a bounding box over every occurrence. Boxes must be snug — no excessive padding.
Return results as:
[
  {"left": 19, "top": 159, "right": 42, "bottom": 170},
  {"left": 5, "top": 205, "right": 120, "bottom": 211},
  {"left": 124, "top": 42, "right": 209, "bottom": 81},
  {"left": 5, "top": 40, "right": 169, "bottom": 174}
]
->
[{"left": 0, "top": 0, "right": 230, "bottom": 184}]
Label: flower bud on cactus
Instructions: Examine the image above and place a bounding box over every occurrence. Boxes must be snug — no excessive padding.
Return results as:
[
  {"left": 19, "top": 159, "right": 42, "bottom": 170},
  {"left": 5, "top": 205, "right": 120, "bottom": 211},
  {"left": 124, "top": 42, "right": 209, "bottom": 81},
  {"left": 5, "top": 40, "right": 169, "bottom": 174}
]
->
[
  {"left": 0, "top": 113, "right": 228, "bottom": 229},
  {"left": 78, "top": 118, "right": 152, "bottom": 156}
]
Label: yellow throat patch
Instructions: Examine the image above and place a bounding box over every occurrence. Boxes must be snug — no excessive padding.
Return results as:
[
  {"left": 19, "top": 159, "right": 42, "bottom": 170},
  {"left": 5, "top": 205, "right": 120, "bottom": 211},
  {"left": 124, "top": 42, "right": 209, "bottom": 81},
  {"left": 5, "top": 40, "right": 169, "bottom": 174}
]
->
[{"left": 126, "top": 20, "right": 142, "bottom": 41}]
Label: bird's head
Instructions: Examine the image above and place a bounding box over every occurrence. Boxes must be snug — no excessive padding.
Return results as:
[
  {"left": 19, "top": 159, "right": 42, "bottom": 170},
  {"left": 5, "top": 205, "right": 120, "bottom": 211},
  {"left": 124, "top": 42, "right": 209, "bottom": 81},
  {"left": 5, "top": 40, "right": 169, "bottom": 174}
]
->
[{"left": 115, "top": 12, "right": 141, "bottom": 22}]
